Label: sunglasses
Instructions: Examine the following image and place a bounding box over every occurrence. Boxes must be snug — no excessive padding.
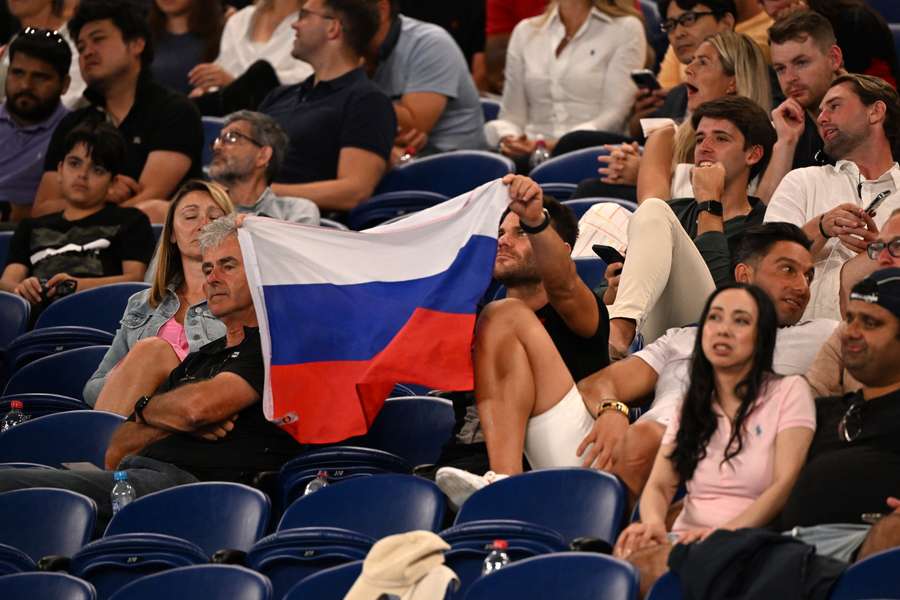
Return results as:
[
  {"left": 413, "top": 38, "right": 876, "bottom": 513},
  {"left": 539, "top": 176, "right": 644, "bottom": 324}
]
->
[
  {"left": 837, "top": 399, "right": 864, "bottom": 443},
  {"left": 20, "top": 27, "right": 66, "bottom": 45}
]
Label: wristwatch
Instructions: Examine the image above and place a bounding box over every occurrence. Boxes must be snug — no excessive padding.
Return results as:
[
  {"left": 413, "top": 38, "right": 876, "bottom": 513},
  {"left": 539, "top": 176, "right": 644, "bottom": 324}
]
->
[
  {"left": 696, "top": 200, "right": 723, "bottom": 216},
  {"left": 596, "top": 400, "right": 630, "bottom": 420},
  {"left": 134, "top": 395, "right": 152, "bottom": 424},
  {"left": 519, "top": 209, "right": 551, "bottom": 234}
]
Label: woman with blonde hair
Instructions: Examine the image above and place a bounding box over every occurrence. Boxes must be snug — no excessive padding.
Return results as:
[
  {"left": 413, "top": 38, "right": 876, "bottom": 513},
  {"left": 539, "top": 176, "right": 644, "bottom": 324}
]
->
[
  {"left": 85, "top": 180, "right": 234, "bottom": 412},
  {"left": 484, "top": 0, "right": 647, "bottom": 163}
]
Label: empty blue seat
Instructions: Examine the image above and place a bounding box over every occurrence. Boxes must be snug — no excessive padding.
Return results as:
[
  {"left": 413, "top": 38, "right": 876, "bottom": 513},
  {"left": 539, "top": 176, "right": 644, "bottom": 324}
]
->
[
  {"left": 109, "top": 564, "right": 271, "bottom": 600},
  {"left": 5, "top": 328, "right": 113, "bottom": 372},
  {"left": 455, "top": 468, "right": 626, "bottom": 548},
  {"left": 891, "top": 23, "right": 900, "bottom": 64},
  {"left": 870, "top": 0, "right": 900, "bottom": 22},
  {"left": 35, "top": 283, "right": 151, "bottom": 333},
  {"left": 574, "top": 257, "right": 608, "bottom": 292},
  {"left": 0, "top": 293, "right": 29, "bottom": 351},
  {"left": 363, "top": 396, "right": 456, "bottom": 467},
  {"left": 201, "top": 117, "right": 226, "bottom": 167},
  {"left": 3, "top": 345, "right": 110, "bottom": 401},
  {"left": 70, "top": 533, "right": 208, "bottom": 600},
  {"left": 464, "top": 552, "right": 638, "bottom": 600},
  {"left": 282, "top": 560, "right": 362, "bottom": 600},
  {"left": 375, "top": 151, "right": 514, "bottom": 197},
  {"left": 829, "top": 546, "right": 900, "bottom": 600},
  {"left": 0, "top": 543, "right": 35, "bottom": 576},
  {"left": 529, "top": 146, "right": 609, "bottom": 185},
  {"left": 0, "top": 572, "right": 96, "bottom": 600},
  {"left": 348, "top": 190, "right": 449, "bottom": 230},
  {"left": 0, "top": 394, "right": 88, "bottom": 420},
  {"left": 539, "top": 182, "right": 578, "bottom": 200},
  {"left": 105, "top": 482, "right": 270, "bottom": 557},
  {"left": 246, "top": 527, "right": 373, "bottom": 599},
  {"left": 0, "top": 410, "right": 124, "bottom": 468},
  {"left": 646, "top": 570, "right": 682, "bottom": 600},
  {"left": 278, "top": 474, "right": 445, "bottom": 540},
  {"left": 481, "top": 99, "right": 500, "bottom": 122},
  {"left": 0, "top": 488, "right": 96, "bottom": 562}
]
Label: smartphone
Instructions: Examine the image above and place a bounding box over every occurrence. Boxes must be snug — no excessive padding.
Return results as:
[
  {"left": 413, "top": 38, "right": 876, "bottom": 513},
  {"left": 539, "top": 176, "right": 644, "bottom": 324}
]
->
[
  {"left": 592, "top": 244, "right": 625, "bottom": 266},
  {"left": 630, "top": 69, "right": 661, "bottom": 91}
]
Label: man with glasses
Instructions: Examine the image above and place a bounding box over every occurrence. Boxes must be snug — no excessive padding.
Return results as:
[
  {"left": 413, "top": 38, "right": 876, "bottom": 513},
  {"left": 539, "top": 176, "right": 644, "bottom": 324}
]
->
[
  {"left": 258, "top": 0, "right": 396, "bottom": 213},
  {"left": 0, "top": 28, "right": 70, "bottom": 222},
  {"left": 778, "top": 267, "right": 900, "bottom": 563},
  {"left": 208, "top": 110, "right": 319, "bottom": 224}
]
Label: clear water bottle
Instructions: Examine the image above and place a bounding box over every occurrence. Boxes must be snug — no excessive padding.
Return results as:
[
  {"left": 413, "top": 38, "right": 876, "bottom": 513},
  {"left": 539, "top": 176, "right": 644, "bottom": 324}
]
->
[
  {"left": 482, "top": 539, "right": 510, "bottom": 575},
  {"left": 529, "top": 136, "right": 550, "bottom": 169},
  {"left": 0, "top": 401, "right": 28, "bottom": 432},
  {"left": 110, "top": 471, "right": 136, "bottom": 514},
  {"left": 398, "top": 145, "right": 417, "bottom": 164},
  {"left": 303, "top": 470, "right": 329, "bottom": 496}
]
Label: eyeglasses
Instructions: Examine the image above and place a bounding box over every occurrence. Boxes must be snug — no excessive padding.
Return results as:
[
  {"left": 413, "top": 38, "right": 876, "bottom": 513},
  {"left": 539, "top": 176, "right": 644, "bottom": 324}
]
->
[
  {"left": 837, "top": 399, "right": 864, "bottom": 443},
  {"left": 20, "top": 27, "right": 66, "bottom": 45},
  {"left": 298, "top": 7, "right": 336, "bottom": 21},
  {"left": 660, "top": 11, "right": 717, "bottom": 33},
  {"left": 866, "top": 237, "right": 900, "bottom": 260},
  {"left": 211, "top": 130, "right": 262, "bottom": 150}
]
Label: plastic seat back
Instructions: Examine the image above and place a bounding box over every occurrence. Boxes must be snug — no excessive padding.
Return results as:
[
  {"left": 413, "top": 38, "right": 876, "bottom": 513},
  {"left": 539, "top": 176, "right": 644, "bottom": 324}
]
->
[
  {"left": 0, "top": 394, "right": 89, "bottom": 420},
  {"left": 0, "top": 572, "right": 96, "bottom": 600},
  {"left": 455, "top": 468, "right": 626, "bottom": 547},
  {"left": 282, "top": 560, "right": 362, "bottom": 600},
  {"left": 870, "top": 0, "right": 900, "bottom": 22},
  {"left": 375, "top": 151, "right": 513, "bottom": 197},
  {"left": 363, "top": 396, "right": 456, "bottom": 467},
  {"left": 5, "top": 330, "right": 112, "bottom": 372},
  {"left": 480, "top": 99, "right": 500, "bottom": 122},
  {"left": 104, "top": 482, "right": 270, "bottom": 557},
  {"left": 0, "top": 410, "right": 124, "bottom": 468},
  {"left": 539, "top": 182, "right": 578, "bottom": 200},
  {"left": 0, "top": 488, "right": 96, "bottom": 561},
  {"left": 0, "top": 232, "right": 12, "bottom": 274},
  {"left": 573, "top": 257, "right": 607, "bottom": 292},
  {"left": 348, "top": 190, "right": 449, "bottom": 230},
  {"left": 829, "top": 546, "right": 900, "bottom": 599},
  {"left": 278, "top": 474, "right": 445, "bottom": 540},
  {"left": 529, "top": 146, "right": 609, "bottom": 185},
  {"left": 0, "top": 543, "right": 35, "bottom": 576},
  {"left": 109, "top": 564, "right": 271, "bottom": 600},
  {"left": 4, "top": 345, "right": 109, "bottom": 399},
  {"left": 0, "top": 293, "right": 29, "bottom": 350},
  {"left": 35, "top": 283, "right": 150, "bottom": 333}
]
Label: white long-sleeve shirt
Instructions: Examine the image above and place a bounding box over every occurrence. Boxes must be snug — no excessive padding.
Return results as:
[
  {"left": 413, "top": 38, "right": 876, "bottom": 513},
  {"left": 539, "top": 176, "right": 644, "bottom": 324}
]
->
[
  {"left": 484, "top": 6, "right": 646, "bottom": 146},
  {"left": 215, "top": 5, "right": 313, "bottom": 86}
]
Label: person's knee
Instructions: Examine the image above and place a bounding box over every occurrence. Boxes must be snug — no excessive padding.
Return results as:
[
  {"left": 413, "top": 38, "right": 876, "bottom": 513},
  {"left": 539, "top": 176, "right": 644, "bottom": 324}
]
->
[
  {"left": 124, "top": 337, "right": 179, "bottom": 373},
  {"left": 476, "top": 298, "right": 539, "bottom": 339},
  {"left": 630, "top": 197, "right": 675, "bottom": 233},
  {"left": 612, "top": 420, "right": 664, "bottom": 495},
  {"left": 857, "top": 514, "right": 900, "bottom": 561}
]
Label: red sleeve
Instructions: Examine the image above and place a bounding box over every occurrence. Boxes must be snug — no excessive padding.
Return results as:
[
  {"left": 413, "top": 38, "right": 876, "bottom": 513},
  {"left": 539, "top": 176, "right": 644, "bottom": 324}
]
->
[{"left": 486, "top": 0, "right": 547, "bottom": 36}]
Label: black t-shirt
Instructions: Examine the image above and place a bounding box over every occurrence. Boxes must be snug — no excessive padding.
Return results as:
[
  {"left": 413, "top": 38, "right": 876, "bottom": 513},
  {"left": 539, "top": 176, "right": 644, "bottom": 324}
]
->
[
  {"left": 258, "top": 68, "right": 396, "bottom": 185},
  {"left": 398, "top": 0, "right": 486, "bottom": 64},
  {"left": 779, "top": 389, "right": 900, "bottom": 529},
  {"left": 5, "top": 204, "right": 155, "bottom": 278},
  {"left": 43, "top": 75, "right": 203, "bottom": 182},
  {"left": 792, "top": 112, "right": 832, "bottom": 170},
  {"left": 535, "top": 292, "right": 610, "bottom": 381},
  {"left": 139, "top": 327, "right": 304, "bottom": 481}
]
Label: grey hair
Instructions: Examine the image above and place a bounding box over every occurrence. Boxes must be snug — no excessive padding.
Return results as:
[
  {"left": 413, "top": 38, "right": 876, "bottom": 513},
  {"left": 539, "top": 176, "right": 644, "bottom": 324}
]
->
[
  {"left": 223, "top": 110, "right": 289, "bottom": 184},
  {"left": 199, "top": 213, "right": 240, "bottom": 254}
]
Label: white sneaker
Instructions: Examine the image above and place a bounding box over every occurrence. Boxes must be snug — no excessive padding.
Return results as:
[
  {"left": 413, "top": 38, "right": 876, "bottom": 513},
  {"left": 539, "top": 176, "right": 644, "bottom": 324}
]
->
[{"left": 435, "top": 467, "right": 508, "bottom": 511}]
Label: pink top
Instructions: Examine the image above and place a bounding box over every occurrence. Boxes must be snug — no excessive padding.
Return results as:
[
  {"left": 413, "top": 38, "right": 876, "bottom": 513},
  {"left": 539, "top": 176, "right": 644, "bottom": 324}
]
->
[
  {"left": 662, "top": 375, "right": 816, "bottom": 533},
  {"left": 157, "top": 317, "right": 190, "bottom": 362}
]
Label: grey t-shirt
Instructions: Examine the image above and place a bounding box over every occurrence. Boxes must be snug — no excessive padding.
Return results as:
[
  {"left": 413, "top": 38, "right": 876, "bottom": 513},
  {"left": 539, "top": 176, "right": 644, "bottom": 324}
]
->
[
  {"left": 373, "top": 15, "right": 487, "bottom": 153},
  {"left": 235, "top": 187, "right": 320, "bottom": 225}
]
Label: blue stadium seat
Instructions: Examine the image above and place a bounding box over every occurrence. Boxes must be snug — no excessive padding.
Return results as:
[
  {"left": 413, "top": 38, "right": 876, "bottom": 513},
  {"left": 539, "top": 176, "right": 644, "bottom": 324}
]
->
[
  {"left": 0, "top": 232, "right": 12, "bottom": 273},
  {"left": 280, "top": 446, "right": 411, "bottom": 507},
  {"left": 201, "top": 117, "right": 226, "bottom": 167},
  {"left": 829, "top": 546, "right": 900, "bottom": 599},
  {"left": 481, "top": 99, "right": 501, "bottom": 122},
  {"left": 646, "top": 570, "right": 682, "bottom": 599},
  {"left": 108, "top": 564, "right": 271, "bottom": 600},
  {"left": 246, "top": 527, "right": 373, "bottom": 599},
  {"left": 891, "top": 23, "right": 900, "bottom": 64},
  {"left": 375, "top": 151, "right": 514, "bottom": 197},
  {"left": 870, "top": 1, "right": 900, "bottom": 23},
  {"left": 562, "top": 197, "right": 638, "bottom": 219},
  {"left": 0, "top": 410, "right": 124, "bottom": 468},
  {"left": 3, "top": 345, "right": 110, "bottom": 400},
  {"left": 363, "top": 396, "right": 456, "bottom": 467},
  {"left": 640, "top": 0, "right": 668, "bottom": 70},
  {"left": 35, "top": 283, "right": 151, "bottom": 333},
  {"left": 348, "top": 190, "right": 449, "bottom": 231},
  {"left": 455, "top": 468, "right": 626, "bottom": 548},
  {"left": 0, "top": 293, "right": 29, "bottom": 351},
  {"left": 529, "top": 146, "right": 609, "bottom": 185},
  {"left": 0, "top": 543, "right": 35, "bottom": 575},
  {"left": 278, "top": 474, "right": 445, "bottom": 540},
  {"left": 0, "top": 572, "right": 97, "bottom": 600},
  {"left": 574, "top": 257, "right": 608, "bottom": 292},
  {"left": 440, "top": 519, "right": 568, "bottom": 599},
  {"left": 464, "top": 552, "right": 639, "bottom": 600},
  {"left": 105, "top": 482, "right": 270, "bottom": 557},
  {"left": 0, "top": 393, "right": 89, "bottom": 420},
  {"left": 282, "top": 560, "right": 362, "bottom": 600},
  {"left": 539, "top": 182, "right": 578, "bottom": 200},
  {"left": 0, "top": 488, "right": 95, "bottom": 562},
  {"left": 5, "top": 329, "right": 113, "bottom": 372},
  {"left": 70, "top": 533, "right": 208, "bottom": 600}
]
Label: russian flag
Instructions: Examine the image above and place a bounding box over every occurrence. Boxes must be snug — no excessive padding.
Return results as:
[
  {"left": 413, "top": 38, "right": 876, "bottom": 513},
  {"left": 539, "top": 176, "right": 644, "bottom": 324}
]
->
[{"left": 238, "top": 180, "right": 509, "bottom": 444}]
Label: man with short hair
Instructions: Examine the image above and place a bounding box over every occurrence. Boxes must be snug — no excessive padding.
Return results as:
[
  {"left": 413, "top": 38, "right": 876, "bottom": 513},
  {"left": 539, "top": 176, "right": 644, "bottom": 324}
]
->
[
  {"left": 0, "top": 28, "right": 71, "bottom": 222},
  {"left": 32, "top": 0, "right": 204, "bottom": 222},
  {"left": 367, "top": 0, "right": 486, "bottom": 159},
  {"left": 764, "top": 73, "right": 900, "bottom": 320},
  {"left": 209, "top": 110, "right": 320, "bottom": 225},
  {"left": 260, "top": 0, "right": 396, "bottom": 212},
  {"left": 0, "top": 214, "right": 303, "bottom": 530}
]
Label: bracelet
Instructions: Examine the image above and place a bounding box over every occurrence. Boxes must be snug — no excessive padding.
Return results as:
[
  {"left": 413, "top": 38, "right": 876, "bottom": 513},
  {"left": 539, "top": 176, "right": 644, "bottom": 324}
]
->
[
  {"left": 596, "top": 400, "right": 630, "bottom": 420},
  {"left": 519, "top": 209, "right": 551, "bottom": 234},
  {"left": 818, "top": 214, "right": 831, "bottom": 239}
]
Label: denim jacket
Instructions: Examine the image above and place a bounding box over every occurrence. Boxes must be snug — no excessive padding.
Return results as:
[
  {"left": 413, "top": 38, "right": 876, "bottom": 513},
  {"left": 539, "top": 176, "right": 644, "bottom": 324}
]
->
[{"left": 83, "top": 284, "right": 225, "bottom": 406}]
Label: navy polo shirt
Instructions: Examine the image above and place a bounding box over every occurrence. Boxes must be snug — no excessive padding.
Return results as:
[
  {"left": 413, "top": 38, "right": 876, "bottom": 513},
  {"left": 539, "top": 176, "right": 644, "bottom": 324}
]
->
[{"left": 258, "top": 67, "right": 396, "bottom": 184}]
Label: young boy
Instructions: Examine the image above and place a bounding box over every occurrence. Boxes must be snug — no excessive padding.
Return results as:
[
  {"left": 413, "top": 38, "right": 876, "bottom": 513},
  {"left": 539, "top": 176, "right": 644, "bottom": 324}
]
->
[{"left": 0, "top": 122, "right": 156, "bottom": 306}]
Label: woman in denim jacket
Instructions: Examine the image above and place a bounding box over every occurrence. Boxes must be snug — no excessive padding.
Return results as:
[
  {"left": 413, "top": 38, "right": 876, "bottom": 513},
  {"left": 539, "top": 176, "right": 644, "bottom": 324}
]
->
[{"left": 84, "top": 181, "right": 233, "bottom": 410}]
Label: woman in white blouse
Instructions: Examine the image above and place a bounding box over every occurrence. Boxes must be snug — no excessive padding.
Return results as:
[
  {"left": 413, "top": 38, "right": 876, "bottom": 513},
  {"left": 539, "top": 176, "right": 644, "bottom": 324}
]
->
[
  {"left": 484, "top": 0, "right": 646, "bottom": 160},
  {"left": 187, "top": 0, "right": 312, "bottom": 96}
]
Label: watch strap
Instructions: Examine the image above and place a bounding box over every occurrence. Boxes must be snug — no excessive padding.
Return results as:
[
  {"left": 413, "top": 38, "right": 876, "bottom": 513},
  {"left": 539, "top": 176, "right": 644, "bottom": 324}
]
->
[
  {"left": 134, "top": 395, "right": 152, "bottom": 424},
  {"left": 597, "top": 400, "right": 630, "bottom": 419},
  {"left": 697, "top": 200, "right": 723, "bottom": 216},
  {"left": 519, "top": 209, "right": 551, "bottom": 234}
]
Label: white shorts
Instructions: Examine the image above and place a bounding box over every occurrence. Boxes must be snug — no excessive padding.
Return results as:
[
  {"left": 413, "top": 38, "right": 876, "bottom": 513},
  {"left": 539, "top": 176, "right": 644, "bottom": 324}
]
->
[{"left": 524, "top": 384, "right": 595, "bottom": 470}]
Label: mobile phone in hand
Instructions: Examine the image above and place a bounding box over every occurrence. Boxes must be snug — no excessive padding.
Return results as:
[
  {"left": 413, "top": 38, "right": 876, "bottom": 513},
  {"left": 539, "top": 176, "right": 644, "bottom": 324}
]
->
[
  {"left": 593, "top": 244, "right": 626, "bottom": 267},
  {"left": 630, "top": 69, "right": 661, "bottom": 91}
]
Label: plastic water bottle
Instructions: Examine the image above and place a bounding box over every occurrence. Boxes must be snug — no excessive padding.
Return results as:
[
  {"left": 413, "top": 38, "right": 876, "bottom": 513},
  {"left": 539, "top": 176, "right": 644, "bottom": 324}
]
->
[
  {"left": 398, "top": 145, "right": 417, "bottom": 164},
  {"left": 482, "top": 539, "right": 510, "bottom": 575},
  {"left": 0, "top": 401, "right": 28, "bottom": 432},
  {"left": 303, "top": 470, "right": 329, "bottom": 496},
  {"left": 110, "top": 471, "right": 136, "bottom": 514},
  {"left": 529, "top": 136, "right": 550, "bottom": 169}
]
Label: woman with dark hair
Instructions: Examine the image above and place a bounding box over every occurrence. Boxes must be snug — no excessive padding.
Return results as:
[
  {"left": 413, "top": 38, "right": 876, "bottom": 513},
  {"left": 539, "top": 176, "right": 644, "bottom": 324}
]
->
[
  {"left": 613, "top": 283, "right": 815, "bottom": 557},
  {"left": 149, "top": 0, "right": 224, "bottom": 94}
]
